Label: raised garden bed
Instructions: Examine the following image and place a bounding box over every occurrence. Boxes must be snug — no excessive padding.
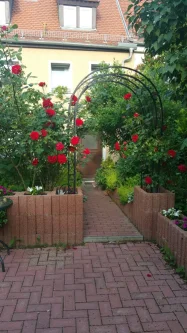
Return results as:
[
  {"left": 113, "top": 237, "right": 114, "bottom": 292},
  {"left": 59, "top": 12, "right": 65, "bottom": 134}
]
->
[
  {"left": 156, "top": 213, "right": 187, "bottom": 271},
  {"left": 0, "top": 188, "right": 83, "bottom": 246}
]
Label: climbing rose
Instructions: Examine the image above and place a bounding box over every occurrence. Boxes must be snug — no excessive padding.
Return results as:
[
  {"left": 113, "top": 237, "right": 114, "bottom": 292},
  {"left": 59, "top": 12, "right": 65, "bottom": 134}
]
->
[
  {"left": 83, "top": 148, "right": 90, "bottom": 155},
  {"left": 47, "top": 155, "right": 57, "bottom": 164},
  {"left": 58, "top": 154, "right": 67, "bottom": 164},
  {"left": 162, "top": 125, "right": 167, "bottom": 131},
  {"left": 42, "top": 98, "right": 53, "bottom": 108},
  {"left": 68, "top": 146, "right": 76, "bottom": 152},
  {"left": 134, "top": 113, "right": 140, "bottom": 118},
  {"left": 114, "top": 142, "right": 120, "bottom": 151},
  {"left": 30, "top": 131, "right": 40, "bottom": 140},
  {"left": 12, "top": 64, "right": 21, "bottom": 75},
  {"left": 123, "top": 141, "right": 127, "bottom": 145},
  {"left": 71, "top": 94, "right": 78, "bottom": 106},
  {"left": 76, "top": 118, "right": 84, "bottom": 126},
  {"left": 124, "top": 93, "right": 132, "bottom": 100},
  {"left": 41, "top": 129, "right": 48, "bottom": 137},
  {"left": 145, "top": 176, "right": 152, "bottom": 185},
  {"left": 1, "top": 26, "right": 7, "bottom": 31},
  {"left": 32, "top": 158, "right": 39, "bottom": 166},
  {"left": 85, "top": 96, "right": 91, "bottom": 102},
  {"left": 132, "top": 134, "right": 139, "bottom": 143},
  {"left": 168, "top": 150, "right": 176, "bottom": 158},
  {"left": 178, "top": 164, "right": 187, "bottom": 173},
  {"left": 39, "top": 82, "right": 46, "bottom": 87},
  {"left": 56, "top": 142, "right": 64, "bottom": 151},
  {"left": 46, "top": 108, "right": 56, "bottom": 117},
  {"left": 44, "top": 121, "right": 55, "bottom": 128},
  {"left": 71, "top": 136, "right": 80, "bottom": 145}
]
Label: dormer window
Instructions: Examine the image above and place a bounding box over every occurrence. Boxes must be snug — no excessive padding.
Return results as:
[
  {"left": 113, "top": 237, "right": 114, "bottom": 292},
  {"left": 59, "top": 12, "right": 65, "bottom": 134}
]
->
[
  {"left": 58, "top": 0, "right": 100, "bottom": 30},
  {"left": 0, "top": 0, "right": 12, "bottom": 25}
]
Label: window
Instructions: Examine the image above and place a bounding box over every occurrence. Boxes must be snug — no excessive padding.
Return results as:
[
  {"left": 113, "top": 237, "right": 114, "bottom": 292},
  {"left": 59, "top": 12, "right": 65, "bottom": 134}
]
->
[
  {"left": 0, "top": 1, "right": 6, "bottom": 25},
  {"left": 63, "top": 6, "right": 76, "bottom": 28},
  {"left": 79, "top": 7, "right": 92, "bottom": 29},
  {"left": 59, "top": 5, "right": 96, "bottom": 30},
  {"left": 51, "top": 63, "right": 71, "bottom": 92}
]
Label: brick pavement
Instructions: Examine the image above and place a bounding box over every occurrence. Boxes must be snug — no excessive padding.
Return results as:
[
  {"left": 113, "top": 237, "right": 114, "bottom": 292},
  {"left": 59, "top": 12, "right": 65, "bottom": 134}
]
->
[
  {"left": 0, "top": 242, "right": 187, "bottom": 332},
  {"left": 83, "top": 184, "right": 143, "bottom": 241}
]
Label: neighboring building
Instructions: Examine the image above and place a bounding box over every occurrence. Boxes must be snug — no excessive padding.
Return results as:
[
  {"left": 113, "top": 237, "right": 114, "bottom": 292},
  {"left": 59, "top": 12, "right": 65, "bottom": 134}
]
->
[{"left": 1, "top": 0, "right": 144, "bottom": 177}]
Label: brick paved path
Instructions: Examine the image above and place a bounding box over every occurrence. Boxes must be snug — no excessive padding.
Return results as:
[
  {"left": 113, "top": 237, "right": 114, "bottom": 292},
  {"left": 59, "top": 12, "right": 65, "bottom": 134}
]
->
[
  {"left": 0, "top": 242, "right": 187, "bottom": 332},
  {"left": 83, "top": 184, "right": 143, "bottom": 241}
]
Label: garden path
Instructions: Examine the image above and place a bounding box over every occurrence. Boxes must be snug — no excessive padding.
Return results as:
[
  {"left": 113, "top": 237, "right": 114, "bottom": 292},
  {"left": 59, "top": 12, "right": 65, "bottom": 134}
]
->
[
  {"left": 0, "top": 242, "right": 187, "bottom": 333},
  {"left": 83, "top": 183, "right": 143, "bottom": 242}
]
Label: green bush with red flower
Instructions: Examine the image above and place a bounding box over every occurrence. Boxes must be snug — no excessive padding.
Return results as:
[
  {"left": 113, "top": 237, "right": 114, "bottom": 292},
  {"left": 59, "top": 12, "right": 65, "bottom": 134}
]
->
[
  {"left": 84, "top": 61, "right": 187, "bottom": 213},
  {"left": 0, "top": 25, "right": 90, "bottom": 191}
]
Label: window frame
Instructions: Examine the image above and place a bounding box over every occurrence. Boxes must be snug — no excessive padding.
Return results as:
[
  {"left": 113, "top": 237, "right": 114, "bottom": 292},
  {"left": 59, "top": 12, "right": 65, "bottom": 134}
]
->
[
  {"left": 0, "top": 0, "right": 11, "bottom": 25},
  {"left": 49, "top": 60, "right": 73, "bottom": 94},
  {"left": 59, "top": 5, "right": 96, "bottom": 31}
]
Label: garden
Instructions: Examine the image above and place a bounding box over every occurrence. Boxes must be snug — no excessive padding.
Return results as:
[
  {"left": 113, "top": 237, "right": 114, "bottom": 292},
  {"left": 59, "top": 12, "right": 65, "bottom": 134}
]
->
[{"left": 0, "top": 25, "right": 92, "bottom": 247}]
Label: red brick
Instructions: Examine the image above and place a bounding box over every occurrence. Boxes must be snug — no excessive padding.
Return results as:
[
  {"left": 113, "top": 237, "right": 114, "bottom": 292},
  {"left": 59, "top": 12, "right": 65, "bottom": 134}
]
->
[
  {"left": 143, "top": 321, "right": 169, "bottom": 331},
  {"left": 102, "top": 316, "right": 127, "bottom": 325},
  {"left": 0, "top": 321, "right": 23, "bottom": 331},
  {"left": 75, "top": 289, "right": 86, "bottom": 303},
  {"left": 175, "top": 312, "right": 187, "bottom": 329},
  {"left": 12, "top": 312, "right": 38, "bottom": 321},
  {"left": 116, "top": 324, "right": 130, "bottom": 333},
  {"left": 0, "top": 305, "right": 15, "bottom": 321},
  {"left": 76, "top": 302, "right": 98, "bottom": 310},
  {"left": 37, "top": 312, "right": 50, "bottom": 329},
  {"left": 50, "top": 318, "right": 75, "bottom": 327},
  {"left": 28, "top": 304, "right": 51, "bottom": 312},
  {"left": 77, "top": 317, "right": 89, "bottom": 333},
  {"left": 109, "top": 294, "right": 122, "bottom": 308},
  {"left": 63, "top": 310, "right": 87, "bottom": 318},
  {"left": 51, "top": 303, "right": 63, "bottom": 319},
  {"left": 89, "top": 310, "right": 102, "bottom": 326},
  {"left": 136, "top": 307, "right": 152, "bottom": 323},
  {"left": 99, "top": 302, "right": 112, "bottom": 316},
  {"left": 22, "top": 320, "right": 36, "bottom": 333},
  {"left": 90, "top": 326, "right": 117, "bottom": 333},
  {"left": 167, "top": 320, "right": 185, "bottom": 333},
  {"left": 29, "top": 291, "right": 41, "bottom": 304}
]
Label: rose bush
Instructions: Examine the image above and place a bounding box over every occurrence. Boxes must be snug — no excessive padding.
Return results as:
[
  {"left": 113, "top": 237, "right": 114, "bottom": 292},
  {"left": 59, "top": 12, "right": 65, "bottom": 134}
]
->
[{"left": 0, "top": 25, "right": 90, "bottom": 191}]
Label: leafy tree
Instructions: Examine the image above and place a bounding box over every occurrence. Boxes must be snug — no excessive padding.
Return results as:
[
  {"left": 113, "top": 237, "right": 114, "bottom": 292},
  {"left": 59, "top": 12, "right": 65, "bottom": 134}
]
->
[{"left": 127, "top": 0, "right": 187, "bottom": 103}]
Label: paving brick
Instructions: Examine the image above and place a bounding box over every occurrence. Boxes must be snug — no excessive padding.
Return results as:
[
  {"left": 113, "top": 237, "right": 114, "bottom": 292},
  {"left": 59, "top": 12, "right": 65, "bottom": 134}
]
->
[
  {"left": 109, "top": 294, "right": 122, "bottom": 308},
  {"left": 63, "top": 310, "right": 87, "bottom": 318},
  {"left": 175, "top": 312, "right": 187, "bottom": 329},
  {"left": 51, "top": 303, "right": 63, "bottom": 319},
  {"left": 75, "top": 289, "right": 86, "bottom": 303},
  {"left": 76, "top": 317, "right": 89, "bottom": 333},
  {"left": 0, "top": 321, "right": 23, "bottom": 330},
  {"left": 90, "top": 325, "right": 117, "bottom": 333},
  {"left": 12, "top": 312, "right": 38, "bottom": 321},
  {"left": 136, "top": 307, "right": 152, "bottom": 323},
  {"left": 167, "top": 320, "right": 185, "bottom": 333},
  {"left": 22, "top": 320, "right": 36, "bottom": 333},
  {"left": 99, "top": 302, "right": 112, "bottom": 316},
  {"left": 102, "top": 316, "right": 127, "bottom": 325},
  {"left": 37, "top": 312, "right": 50, "bottom": 329},
  {"left": 89, "top": 310, "right": 102, "bottom": 326},
  {"left": 50, "top": 318, "right": 75, "bottom": 327},
  {"left": 143, "top": 321, "right": 169, "bottom": 331},
  {"left": 76, "top": 302, "right": 98, "bottom": 310},
  {"left": 116, "top": 324, "right": 130, "bottom": 333}
]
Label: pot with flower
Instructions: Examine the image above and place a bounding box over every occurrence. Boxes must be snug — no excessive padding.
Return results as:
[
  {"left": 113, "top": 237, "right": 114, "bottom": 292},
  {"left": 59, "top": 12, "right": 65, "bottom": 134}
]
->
[{"left": 156, "top": 208, "right": 187, "bottom": 271}]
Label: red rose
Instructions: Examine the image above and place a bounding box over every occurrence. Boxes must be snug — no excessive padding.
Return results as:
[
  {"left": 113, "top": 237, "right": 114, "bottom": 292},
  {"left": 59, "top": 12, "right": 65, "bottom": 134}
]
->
[
  {"left": 1, "top": 26, "right": 7, "bottom": 31},
  {"left": 83, "top": 148, "right": 90, "bottom": 155},
  {"left": 85, "top": 96, "right": 91, "bottom": 102},
  {"left": 134, "top": 113, "right": 140, "bottom": 118},
  {"left": 30, "top": 131, "right": 40, "bottom": 140},
  {"left": 162, "top": 125, "right": 167, "bottom": 131},
  {"left": 124, "top": 147, "right": 127, "bottom": 151},
  {"left": 71, "top": 136, "right": 80, "bottom": 145},
  {"left": 44, "top": 121, "right": 55, "bottom": 128},
  {"left": 42, "top": 98, "right": 53, "bottom": 108},
  {"left": 39, "top": 82, "right": 46, "bottom": 87},
  {"left": 124, "top": 93, "right": 132, "bottom": 100},
  {"left": 12, "top": 64, "right": 21, "bottom": 75},
  {"left": 41, "top": 129, "right": 48, "bottom": 137},
  {"left": 145, "top": 176, "right": 152, "bottom": 185},
  {"left": 168, "top": 149, "right": 176, "bottom": 158},
  {"left": 123, "top": 141, "right": 127, "bottom": 145},
  {"left": 114, "top": 142, "right": 120, "bottom": 151},
  {"left": 56, "top": 142, "right": 64, "bottom": 151},
  {"left": 71, "top": 94, "right": 78, "bottom": 106},
  {"left": 76, "top": 118, "right": 84, "bottom": 126},
  {"left": 47, "top": 155, "right": 57, "bottom": 164},
  {"left": 68, "top": 146, "right": 76, "bottom": 152},
  {"left": 132, "top": 134, "right": 139, "bottom": 143},
  {"left": 46, "top": 108, "right": 56, "bottom": 117},
  {"left": 178, "top": 164, "right": 187, "bottom": 173},
  {"left": 57, "top": 154, "right": 67, "bottom": 164},
  {"left": 32, "top": 158, "right": 39, "bottom": 166}
]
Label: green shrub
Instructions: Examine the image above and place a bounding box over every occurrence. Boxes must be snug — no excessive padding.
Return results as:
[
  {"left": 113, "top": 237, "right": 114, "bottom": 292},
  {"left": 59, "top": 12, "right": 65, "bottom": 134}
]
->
[
  {"left": 105, "top": 169, "right": 118, "bottom": 191},
  {"left": 117, "top": 186, "right": 133, "bottom": 205},
  {"left": 95, "top": 157, "right": 115, "bottom": 190},
  {"left": 95, "top": 168, "right": 107, "bottom": 190}
]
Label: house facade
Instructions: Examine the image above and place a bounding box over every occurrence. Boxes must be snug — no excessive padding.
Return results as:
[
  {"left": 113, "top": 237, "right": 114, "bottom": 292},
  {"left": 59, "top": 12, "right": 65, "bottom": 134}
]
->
[{"left": 0, "top": 0, "right": 144, "bottom": 177}]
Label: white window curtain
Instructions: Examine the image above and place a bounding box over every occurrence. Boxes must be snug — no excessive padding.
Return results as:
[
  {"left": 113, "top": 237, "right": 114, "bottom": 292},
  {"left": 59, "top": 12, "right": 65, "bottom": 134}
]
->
[
  {"left": 51, "top": 64, "right": 71, "bottom": 92},
  {"left": 0, "top": 2, "right": 6, "bottom": 25},
  {"left": 80, "top": 7, "right": 92, "bottom": 29},
  {"left": 63, "top": 6, "right": 76, "bottom": 28}
]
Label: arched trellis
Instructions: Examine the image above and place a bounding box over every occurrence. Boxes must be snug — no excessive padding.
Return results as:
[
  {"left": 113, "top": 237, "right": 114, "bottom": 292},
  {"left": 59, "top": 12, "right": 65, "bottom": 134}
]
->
[{"left": 67, "top": 66, "right": 164, "bottom": 194}]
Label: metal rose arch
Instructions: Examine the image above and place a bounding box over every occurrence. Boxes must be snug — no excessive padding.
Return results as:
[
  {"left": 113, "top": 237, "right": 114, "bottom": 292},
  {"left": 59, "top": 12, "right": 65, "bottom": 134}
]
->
[{"left": 67, "top": 66, "right": 164, "bottom": 194}]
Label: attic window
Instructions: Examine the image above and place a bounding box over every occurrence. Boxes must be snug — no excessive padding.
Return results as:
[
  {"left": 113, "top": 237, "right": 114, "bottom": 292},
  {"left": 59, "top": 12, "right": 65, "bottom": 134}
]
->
[
  {"left": 0, "top": 1, "right": 11, "bottom": 25},
  {"left": 58, "top": 1, "right": 99, "bottom": 30}
]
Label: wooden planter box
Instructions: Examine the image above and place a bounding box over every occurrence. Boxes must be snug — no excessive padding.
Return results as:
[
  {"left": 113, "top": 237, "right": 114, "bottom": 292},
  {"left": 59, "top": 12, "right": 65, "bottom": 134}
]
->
[
  {"left": 0, "top": 188, "right": 83, "bottom": 246},
  {"left": 108, "top": 190, "right": 133, "bottom": 221},
  {"left": 133, "top": 186, "right": 175, "bottom": 240},
  {"left": 156, "top": 213, "right": 187, "bottom": 271}
]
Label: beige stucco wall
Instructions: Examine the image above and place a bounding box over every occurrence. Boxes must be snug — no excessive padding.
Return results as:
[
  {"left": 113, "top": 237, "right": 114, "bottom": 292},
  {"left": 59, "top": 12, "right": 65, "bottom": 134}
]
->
[{"left": 19, "top": 47, "right": 144, "bottom": 92}]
